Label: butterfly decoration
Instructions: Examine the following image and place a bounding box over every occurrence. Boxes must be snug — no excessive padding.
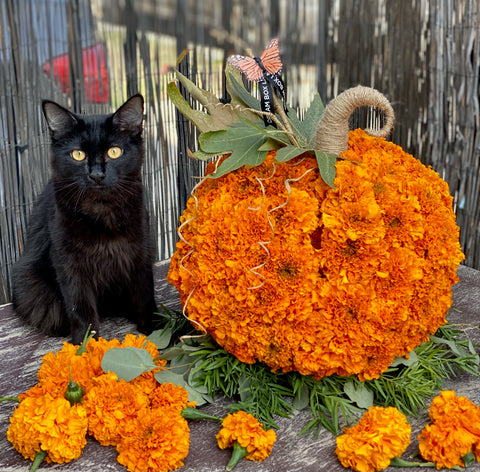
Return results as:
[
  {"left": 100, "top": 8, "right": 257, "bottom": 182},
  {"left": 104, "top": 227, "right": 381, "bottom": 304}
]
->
[
  {"left": 228, "top": 38, "right": 283, "bottom": 82},
  {"left": 227, "top": 38, "right": 287, "bottom": 127}
]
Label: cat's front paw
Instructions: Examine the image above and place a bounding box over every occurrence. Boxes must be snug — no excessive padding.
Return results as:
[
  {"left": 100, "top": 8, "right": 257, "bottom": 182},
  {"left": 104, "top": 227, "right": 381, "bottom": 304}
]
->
[
  {"left": 70, "top": 319, "right": 99, "bottom": 345},
  {"left": 136, "top": 313, "right": 157, "bottom": 335}
]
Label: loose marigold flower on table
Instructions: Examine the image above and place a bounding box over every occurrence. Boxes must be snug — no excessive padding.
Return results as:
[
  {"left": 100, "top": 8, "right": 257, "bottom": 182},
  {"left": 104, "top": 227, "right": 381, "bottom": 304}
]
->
[
  {"left": 116, "top": 407, "right": 190, "bottom": 472},
  {"left": 36, "top": 341, "right": 95, "bottom": 396},
  {"left": 7, "top": 392, "right": 88, "bottom": 464},
  {"left": 168, "top": 129, "right": 464, "bottom": 380},
  {"left": 335, "top": 406, "right": 411, "bottom": 472},
  {"left": 83, "top": 372, "right": 150, "bottom": 446},
  {"left": 418, "top": 390, "right": 480, "bottom": 469},
  {"left": 216, "top": 411, "right": 276, "bottom": 462},
  {"left": 150, "top": 382, "right": 196, "bottom": 412}
]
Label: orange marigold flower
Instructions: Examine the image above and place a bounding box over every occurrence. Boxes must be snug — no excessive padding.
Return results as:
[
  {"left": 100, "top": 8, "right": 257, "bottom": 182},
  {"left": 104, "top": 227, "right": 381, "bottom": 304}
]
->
[
  {"left": 7, "top": 393, "right": 88, "bottom": 464},
  {"left": 36, "top": 342, "right": 94, "bottom": 396},
  {"left": 85, "top": 336, "right": 122, "bottom": 378},
  {"left": 168, "top": 130, "right": 464, "bottom": 379},
  {"left": 216, "top": 411, "right": 276, "bottom": 462},
  {"left": 150, "top": 382, "right": 196, "bottom": 412},
  {"left": 18, "top": 380, "right": 61, "bottom": 401},
  {"left": 83, "top": 372, "right": 150, "bottom": 446},
  {"left": 116, "top": 407, "right": 190, "bottom": 472},
  {"left": 36, "top": 338, "right": 121, "bottom": 396},
  {"left": 335, "top": 406, "right": 411, "bottom": 472},
  {"left": 418, "top": 390, "right": 480, "bottom": 469}
]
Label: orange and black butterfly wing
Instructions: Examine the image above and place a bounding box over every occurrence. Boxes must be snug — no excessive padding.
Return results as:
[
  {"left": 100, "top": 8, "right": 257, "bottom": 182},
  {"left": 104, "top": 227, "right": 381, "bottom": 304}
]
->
[
  {"left": 227, "top": 55, "right": 264, "bottom": 82},
  {"left": 260, "top": 38, "right": 282, "bottom": 75}
]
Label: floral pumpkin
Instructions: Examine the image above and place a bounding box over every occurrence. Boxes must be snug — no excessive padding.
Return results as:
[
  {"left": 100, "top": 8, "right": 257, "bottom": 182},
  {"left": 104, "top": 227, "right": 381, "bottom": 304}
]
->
[{"left": 167, "top": 84, "right": 464, "bottom": 380}]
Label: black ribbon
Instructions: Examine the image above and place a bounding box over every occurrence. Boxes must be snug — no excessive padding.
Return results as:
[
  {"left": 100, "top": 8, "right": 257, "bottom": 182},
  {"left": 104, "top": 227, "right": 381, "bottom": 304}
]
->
[
  {"left": 258, "top": 78, "right": 276, "bottom": 127},
  {"left": 266, "top": 72, "right": 288, "bottom": 113},
  {"left": 254, "top": 57, "right": 288, "bottom": 127}
]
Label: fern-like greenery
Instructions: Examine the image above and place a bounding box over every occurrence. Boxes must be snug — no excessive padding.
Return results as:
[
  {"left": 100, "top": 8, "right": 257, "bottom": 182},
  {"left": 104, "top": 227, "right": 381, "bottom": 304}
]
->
[{"left": 151, "top": 308, "right": 479, "bottom": 435}]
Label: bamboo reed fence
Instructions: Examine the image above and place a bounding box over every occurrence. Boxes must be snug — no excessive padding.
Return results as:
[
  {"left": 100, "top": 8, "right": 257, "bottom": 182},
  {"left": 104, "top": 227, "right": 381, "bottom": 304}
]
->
[{"left": 0, "top": 0, "right": 478, "bottom": 304}]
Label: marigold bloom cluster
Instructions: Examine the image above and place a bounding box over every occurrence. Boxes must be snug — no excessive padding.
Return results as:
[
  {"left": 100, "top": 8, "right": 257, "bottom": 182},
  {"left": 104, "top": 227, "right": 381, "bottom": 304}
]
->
[
  {"left": 7, "top": 393, "right": 88, "bottom": 464},
  {"left": 7, "top": 334, "right": 191, "bottom": 472},
  {"left": 168, "top": 129, "right": 464, "bottom": 380},
  {"left": 418, "top": 390, "right": 480, "bottom": 469},
  {"left": 216, "top": 411, "right": 276, "bottom": 462},
  {"left": 335, "top": 406, "right": 411, "bottom": 472}
]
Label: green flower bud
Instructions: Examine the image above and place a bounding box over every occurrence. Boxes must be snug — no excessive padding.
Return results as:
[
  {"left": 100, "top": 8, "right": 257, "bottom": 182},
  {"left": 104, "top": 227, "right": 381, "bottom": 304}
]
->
[{"left": 65, "top": 378, "right": 84, "bottom": 406}]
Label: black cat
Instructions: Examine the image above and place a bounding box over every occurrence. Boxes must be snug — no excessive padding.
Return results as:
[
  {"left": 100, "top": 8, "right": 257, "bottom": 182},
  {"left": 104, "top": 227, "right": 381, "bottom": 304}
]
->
[{"left": 12, "top": 94, "right": 158, "bottom": 344}]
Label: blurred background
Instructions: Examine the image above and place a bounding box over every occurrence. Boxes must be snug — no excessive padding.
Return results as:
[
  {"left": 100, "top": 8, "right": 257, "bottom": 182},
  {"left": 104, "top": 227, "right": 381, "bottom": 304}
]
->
[{"left": 0, "top": 0, "right": 479, "bottom": 304}]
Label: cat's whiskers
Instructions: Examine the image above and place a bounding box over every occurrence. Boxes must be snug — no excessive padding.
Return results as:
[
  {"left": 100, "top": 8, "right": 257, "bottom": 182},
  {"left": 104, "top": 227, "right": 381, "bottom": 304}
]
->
[
  {"left": 55, "top": 179, "right": 85, "bottom": 212},
  {"left": 115, "top": 178, "right": 142, "bottom": 198},
  {"left": 73, "top": 187, "right": 87, "bottom": 213}
]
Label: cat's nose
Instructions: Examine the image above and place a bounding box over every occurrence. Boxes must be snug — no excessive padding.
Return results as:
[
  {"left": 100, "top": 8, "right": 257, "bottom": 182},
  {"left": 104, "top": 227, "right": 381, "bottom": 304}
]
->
[{"left": 89, "top": 169, "right": 105, "bottom": 184}]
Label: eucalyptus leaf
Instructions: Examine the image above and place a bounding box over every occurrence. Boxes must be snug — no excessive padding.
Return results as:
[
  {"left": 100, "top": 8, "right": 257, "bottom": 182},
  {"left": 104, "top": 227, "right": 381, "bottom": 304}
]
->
[
  {"left": 183, "top": 385, "right": 210, "bottom": 406},
  {"left": 390, "top": 351, "right": 419, "bottom": 368},
  {"left": 292, "top": 384, "right": 310, "bottom": 411},
  {"left": 187, "top": 364, "right": 202, "bottom": 386},
  {"left": 462, "top": 452, "right": 476, "bottom": 468},
  {"left": 169, "top": 353, "right": 191, "bottom": 375},
  {"left": 154, "top": 369, "right": 189, "bottom": 387},
  {"left": 238, "top": 374, "right": 251, "bottom": 402},
  {"left": 159, "top": 346, "right": 186, "bottom": 361},
  {"left": 314, "top": 150, "right": 337, "bottom": 189},
  {"left": 101, "top": 347, "right": 157, "bottom": 382},
  {"left": 343, "top": 380, "right": 374, "bottom": 409},
  {"left": 147, "top": 328, "right": 174, "bottom": 350}
]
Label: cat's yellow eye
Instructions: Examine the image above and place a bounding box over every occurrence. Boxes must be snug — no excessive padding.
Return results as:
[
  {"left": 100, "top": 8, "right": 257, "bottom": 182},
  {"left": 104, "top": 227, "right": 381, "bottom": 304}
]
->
[
  {"left": 107, "top": 146, "right": 123, "bottom": 159},
  {"left": 71, "top": 149, "right": 86, "bottom": 161}
]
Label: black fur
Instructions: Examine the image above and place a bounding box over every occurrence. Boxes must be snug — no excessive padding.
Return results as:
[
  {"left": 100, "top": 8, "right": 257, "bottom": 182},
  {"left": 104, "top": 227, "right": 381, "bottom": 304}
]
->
[{"left": 12, "top": 95, "right": 157, "bottom": 344}]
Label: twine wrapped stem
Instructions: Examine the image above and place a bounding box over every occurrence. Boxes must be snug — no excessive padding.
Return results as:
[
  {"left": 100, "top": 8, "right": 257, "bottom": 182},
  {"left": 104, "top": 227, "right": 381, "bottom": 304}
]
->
[{"left": 314, "top": 85, "right": 395, "bottom": 155}]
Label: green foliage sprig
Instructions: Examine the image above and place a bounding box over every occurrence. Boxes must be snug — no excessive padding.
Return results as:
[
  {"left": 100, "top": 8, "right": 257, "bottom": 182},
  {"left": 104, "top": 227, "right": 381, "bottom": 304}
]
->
[
  {"left": 168, "top": 63, "right": 339, "bottom": 187},
  {"left": 102, "top": 307, "right": 479, "bottom": 435}
]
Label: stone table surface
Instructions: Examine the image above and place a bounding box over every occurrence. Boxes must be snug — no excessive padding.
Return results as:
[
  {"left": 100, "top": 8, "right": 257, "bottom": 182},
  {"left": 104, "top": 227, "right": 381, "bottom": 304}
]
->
[{"left": 0, "top": 260, "right": 479, "bottom": 472}]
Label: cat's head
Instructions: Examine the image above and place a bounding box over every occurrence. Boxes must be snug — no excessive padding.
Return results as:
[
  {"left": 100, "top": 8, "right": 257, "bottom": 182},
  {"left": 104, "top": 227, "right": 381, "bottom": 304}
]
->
[{"left": 42, "top": 95, "right": 145, "bottom": 191}]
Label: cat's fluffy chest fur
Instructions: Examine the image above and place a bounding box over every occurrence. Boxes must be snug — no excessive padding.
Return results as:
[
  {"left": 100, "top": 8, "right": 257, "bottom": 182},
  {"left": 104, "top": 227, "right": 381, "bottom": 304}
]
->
[{"left": 12, "top": 95, "right": 158, "bottom": 344}]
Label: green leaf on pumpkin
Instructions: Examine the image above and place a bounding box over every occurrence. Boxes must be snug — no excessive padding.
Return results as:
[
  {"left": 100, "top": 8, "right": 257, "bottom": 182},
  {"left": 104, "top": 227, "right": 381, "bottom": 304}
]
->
[
  {"left": 226, "top": 68, "right": 262, "bottom": 112},
  {"left": 315, "top": 150, "right": 337, "bottom": 189},
  {"left": 301, "top": 93, "right": 325, "bottom": 148},
  {"left": 275, "top": 145, "right": 308, "bottom": 162},
  {"left": 168, "top": 61, "right": 336, "bottom": 187},
  {"left": 167, "top": 77, "right": 236, "bottom": 133},
  {"left": 258, "top": 138, "right": 284, "bottom": 151},
  {"left": 199, "top": 124, "right": 269, "bottom": 178},
  {"left": 101, "top": 347, "right": 157, "bottom": 382},
  {"left": 192, "top": 148, "right": 226, "bottom": 161}
]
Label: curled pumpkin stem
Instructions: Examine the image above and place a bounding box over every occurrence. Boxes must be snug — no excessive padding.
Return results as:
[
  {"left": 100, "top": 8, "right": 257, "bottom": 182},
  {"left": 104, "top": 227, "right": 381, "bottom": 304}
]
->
[{"left": 314, "top": 85, "right": 395, "bottom": 154}]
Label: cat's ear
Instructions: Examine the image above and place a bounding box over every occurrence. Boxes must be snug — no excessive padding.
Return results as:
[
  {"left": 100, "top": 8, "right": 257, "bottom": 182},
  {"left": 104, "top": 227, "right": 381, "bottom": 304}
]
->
[
  {"left": 42, "top": 100, "right": 78, "bottom": 139},
  {"left": 112, "top": 94, "right": 144, "bottom": 135}
]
